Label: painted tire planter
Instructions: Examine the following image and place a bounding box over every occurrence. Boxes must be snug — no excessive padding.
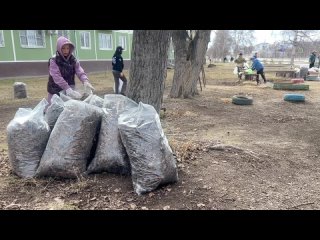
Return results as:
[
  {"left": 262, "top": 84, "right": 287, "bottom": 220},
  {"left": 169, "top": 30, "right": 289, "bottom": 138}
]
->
[
  {"left": 306, "top": 76, "right": 320, "bottom": 81},
  {"left": 232, "top": 95, "right": 253, "bottom": 105},
  {"left": 273, "top": 83, "right": 309, "bottom": 90},
  {"left": 291, "top": 78, "right": 304, "bottom": 84},
  {"left": 284, "top": 94, "right": 305, "bottom": 102}
]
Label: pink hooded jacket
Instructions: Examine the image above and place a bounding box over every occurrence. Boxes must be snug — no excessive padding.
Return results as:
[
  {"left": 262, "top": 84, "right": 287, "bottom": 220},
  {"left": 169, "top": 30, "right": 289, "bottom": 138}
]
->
[{"left": 49, "top": 36, "right": 88, "bottom": 91}]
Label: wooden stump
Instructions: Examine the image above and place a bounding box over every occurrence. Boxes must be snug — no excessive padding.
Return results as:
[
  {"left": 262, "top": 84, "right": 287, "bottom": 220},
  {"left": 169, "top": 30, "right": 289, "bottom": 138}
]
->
[{"left": 13, "top": 82, "right": 27, "bottom": 99}]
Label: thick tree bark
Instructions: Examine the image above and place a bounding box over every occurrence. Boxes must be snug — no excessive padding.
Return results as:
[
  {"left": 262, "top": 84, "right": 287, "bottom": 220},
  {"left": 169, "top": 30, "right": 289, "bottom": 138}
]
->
[
  {"left": 290, "top": 31, "right": 298, "bottom": 66},
  {"left": 169, "top": 31, "right": 191, "bottom": 98},
  {"left": 170, "top": 30, "right": 211, "bottom": 98},
  {"left": 184, "top": 30, "right": 211, "bottom": 97},
  {"left": 127, "top": 30, "right": 171, "bottom": 113}
]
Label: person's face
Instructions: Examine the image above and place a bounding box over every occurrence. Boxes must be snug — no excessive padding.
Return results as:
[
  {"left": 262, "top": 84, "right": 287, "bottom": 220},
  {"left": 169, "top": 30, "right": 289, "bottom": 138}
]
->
[{"left": 62, "top": 44, "right": 71, "bottom": 57}]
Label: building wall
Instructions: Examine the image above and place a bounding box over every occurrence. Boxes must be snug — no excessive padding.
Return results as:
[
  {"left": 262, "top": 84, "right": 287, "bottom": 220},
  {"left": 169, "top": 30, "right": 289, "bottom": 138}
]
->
[
  {"left": 0, "top": 30, "right": 15, "bottom": 61},
  {"left": 0, "top": 30, "right": 133, "bottom": 77},
  {"left": 0, "top": 60, "right": 131, "bottom": 78},
  {"left": 113, "top": 31, "right": 131, "bottom": 59},
  {"left": 74, "top": 30, "right": 96, "bottom": 60},
  {"left": 13, "top": 30, "right": 52, "bottom": 61},
  {"left": 95, "top": 30, "right": 115, "bottom": 60}
]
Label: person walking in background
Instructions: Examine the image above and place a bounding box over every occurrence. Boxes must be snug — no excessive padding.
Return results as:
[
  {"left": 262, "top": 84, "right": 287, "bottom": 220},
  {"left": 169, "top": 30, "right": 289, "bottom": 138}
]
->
[
  {"left": 234, "top": 52, "right": 247, "bottom": 80},
  {"left": 315, "top": 52, "right": 320, "bottom": 68},
  {"left": 309, "top": 51, "right": 317, "bottom": 68},
  {"left": 251, "top": 57, "right": 267, "bottom": 85},
  {"left": 112, "top": 46, "right": 127, "bottom": 95},
  {"left": 47, "top": 36, "right": 94, "bottom": 106}
]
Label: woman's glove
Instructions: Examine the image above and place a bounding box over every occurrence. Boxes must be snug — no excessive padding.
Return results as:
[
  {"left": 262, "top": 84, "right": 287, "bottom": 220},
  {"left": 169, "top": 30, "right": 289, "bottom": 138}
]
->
[
  {"left": 66, "top": 88, "right": 82, "bottom": 99},
  {"left": 84, "top": 81, "right": 95, "bottom": 91}
]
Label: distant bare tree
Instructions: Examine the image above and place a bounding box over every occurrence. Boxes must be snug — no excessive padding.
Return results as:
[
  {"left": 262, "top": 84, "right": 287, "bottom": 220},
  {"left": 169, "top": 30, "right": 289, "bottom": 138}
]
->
[
  {"left": 170, "top": 30, "right": 211, "bottom": 98},
  {"left": 207, "top": 30, "right": 232, "bottom": 61},
  {"left": 296, "top": 40, "right": 320, "bottom": 58},
  {"left": 281, "top": 30, "right": 320, "bottom": 65},
  {"left": 229, "top": 30, "right": 255, "bottom": 55}
]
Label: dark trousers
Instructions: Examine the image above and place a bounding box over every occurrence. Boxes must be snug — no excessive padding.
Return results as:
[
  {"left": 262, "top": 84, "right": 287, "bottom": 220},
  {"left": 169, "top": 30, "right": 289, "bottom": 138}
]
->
[
  {"left": 112, "top": 70, "right": 127, "bottom": 94},
  {"left": 256, "top": 69, "right": 267, "bottom": 83},
  {"left": 310, "top": 63, "right": 315, "bottom": 68},
  {"left": 237, "top": 66, "right": 244, "bottom": 79}
]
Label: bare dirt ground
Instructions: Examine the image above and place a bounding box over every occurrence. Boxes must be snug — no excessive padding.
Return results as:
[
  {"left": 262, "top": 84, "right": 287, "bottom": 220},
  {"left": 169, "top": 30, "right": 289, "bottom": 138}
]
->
[{"left": 1, "top": 63, "right": 320, "bottom": 210}]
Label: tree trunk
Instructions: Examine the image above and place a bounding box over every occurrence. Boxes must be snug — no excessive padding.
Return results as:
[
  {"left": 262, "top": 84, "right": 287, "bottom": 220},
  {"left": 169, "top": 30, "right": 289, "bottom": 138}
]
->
[
  {"left": 170, "top": 30, "right": 211, "bottom": 98},
  {"left": 183, "top": 30, "right": 211, "bottom": 98},
  {"left": 290, "top": 31, "right": 298, "bottom": 65},
  {"left": 127, "top": 30, "right": 171, "bottom": 113},
  {"left": 170, "top": 31, "right": 191, "bottom": 98}
]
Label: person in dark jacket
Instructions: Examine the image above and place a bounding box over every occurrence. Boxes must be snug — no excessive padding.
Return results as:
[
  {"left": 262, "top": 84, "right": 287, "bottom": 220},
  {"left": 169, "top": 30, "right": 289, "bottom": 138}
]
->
[
  {"left": 47, "top": 36, "right": 94, "bottom": 105},
  {"left": 309, "top": 51, "right": 317, "bottom": 68},
  {"left": 112, "top": 46, "right": 127, "bottom": 95},
  {"left": 251, "top": 57, "right": 267, "bottom": 85}
]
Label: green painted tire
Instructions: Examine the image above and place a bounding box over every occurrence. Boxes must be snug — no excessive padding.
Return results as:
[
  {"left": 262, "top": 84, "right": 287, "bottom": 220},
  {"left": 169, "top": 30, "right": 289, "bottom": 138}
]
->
[
  {"left": 273, "top": 83, "right": 309, "bottom": 90},
  {"left": 232, "top": 95, "right": 253, "bottom": 105},
  {"left": 305, "top": 76, "right": 320, "bottom": 81}
]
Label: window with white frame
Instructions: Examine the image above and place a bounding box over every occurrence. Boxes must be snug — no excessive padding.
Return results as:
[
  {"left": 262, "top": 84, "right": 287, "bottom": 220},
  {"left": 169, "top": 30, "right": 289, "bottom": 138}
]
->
[
  {"left": 80, "top": 31, "right": 91, "bottom": 49},
  {"left": 99, "top": 33, "right": 112, "bottom": 50},
  {"left": 0, "top": 30, "right": 4, "bottom": 47},
  {"left": 19, "top": 30, "right": 45, "bottom": 48},
  {"left": 58, "top": 30, "right": 70, "bottom": 39},
  {"left": 118, "top": 36, "right": 126, "bottom": 50}
]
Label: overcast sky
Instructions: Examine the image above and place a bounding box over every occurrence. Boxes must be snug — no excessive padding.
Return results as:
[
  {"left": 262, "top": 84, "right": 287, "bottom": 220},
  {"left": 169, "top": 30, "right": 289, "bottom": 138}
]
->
[
  {"left": 254, "top": 30, "right": 282, "bottom": 44},
  {"left": 209, "top": 30, "right": 283, "bottom": 45}
]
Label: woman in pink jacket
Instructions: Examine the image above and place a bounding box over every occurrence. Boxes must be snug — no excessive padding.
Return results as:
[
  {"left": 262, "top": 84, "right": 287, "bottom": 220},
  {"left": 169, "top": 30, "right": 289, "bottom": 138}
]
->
[{"left": 47, "top": 36, "right": 94, "bottom": 105}]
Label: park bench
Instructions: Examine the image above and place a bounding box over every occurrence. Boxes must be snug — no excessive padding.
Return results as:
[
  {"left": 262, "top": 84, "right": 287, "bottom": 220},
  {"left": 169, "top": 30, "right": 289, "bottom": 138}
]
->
[{"left": 274, "top": 70, "right": 296, "bottom": 78}]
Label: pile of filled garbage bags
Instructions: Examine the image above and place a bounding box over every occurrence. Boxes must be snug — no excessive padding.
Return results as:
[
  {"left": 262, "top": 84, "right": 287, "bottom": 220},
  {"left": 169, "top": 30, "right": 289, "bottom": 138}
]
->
[{"left": 6, "top": 93, "right": 178, "bottom": 195}]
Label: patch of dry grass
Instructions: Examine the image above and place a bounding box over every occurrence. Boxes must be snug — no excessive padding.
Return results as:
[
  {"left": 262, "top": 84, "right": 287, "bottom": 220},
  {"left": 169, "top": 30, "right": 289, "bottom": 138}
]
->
[
  {"left": 46, "top": 199, "right": 79, "bottom": 210},
  {"left": 169, "top": 138, "right": 201, "bottom": 162},
  {"left": 0, "top": 71, "right": 117, "bottom": 103},
  {"left": 204, "top": 62, "right": 299, "bottom": 84}
]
